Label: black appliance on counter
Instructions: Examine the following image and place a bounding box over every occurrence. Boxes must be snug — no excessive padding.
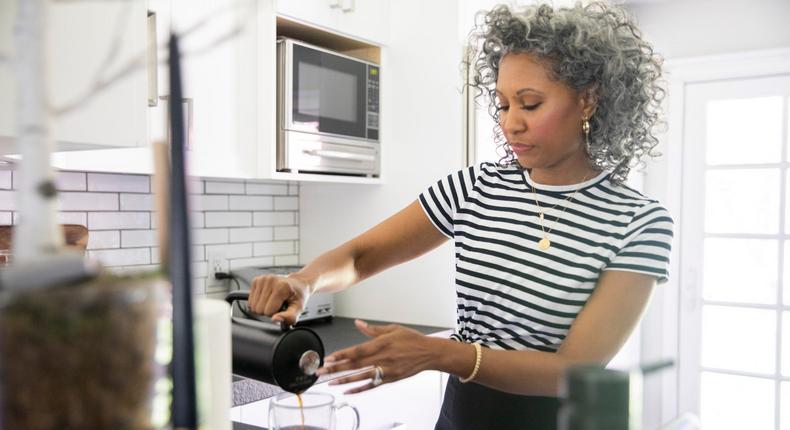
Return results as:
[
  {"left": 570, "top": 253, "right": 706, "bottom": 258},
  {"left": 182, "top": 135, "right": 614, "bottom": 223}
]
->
[
  {"left": 231, "top": 265, "right": 334, "bottom": 323},
  {"left": 226, "top": 291, "right": 325, "bottom": 394}
]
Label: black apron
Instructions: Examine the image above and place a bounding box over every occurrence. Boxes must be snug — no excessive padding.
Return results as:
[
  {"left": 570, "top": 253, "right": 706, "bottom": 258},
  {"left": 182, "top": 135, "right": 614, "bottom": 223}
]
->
[{"left": 434, "top": 375, "right": 561, "bottom": 430}]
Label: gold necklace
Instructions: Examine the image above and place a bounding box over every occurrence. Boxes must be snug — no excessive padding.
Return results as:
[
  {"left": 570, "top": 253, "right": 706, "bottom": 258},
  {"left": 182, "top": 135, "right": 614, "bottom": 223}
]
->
[{"left": 530, "top": 173, "right": 592, "bottom": 251}]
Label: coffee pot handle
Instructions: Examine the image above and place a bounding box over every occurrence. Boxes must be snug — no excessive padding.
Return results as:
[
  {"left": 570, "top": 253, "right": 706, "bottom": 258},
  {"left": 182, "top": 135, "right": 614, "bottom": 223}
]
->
[
  {"left": 334, "top": 402, "right": 360, "bottom": 430},
  {"left": 225, "top": 290, "right": 290, "bottom": 332}
]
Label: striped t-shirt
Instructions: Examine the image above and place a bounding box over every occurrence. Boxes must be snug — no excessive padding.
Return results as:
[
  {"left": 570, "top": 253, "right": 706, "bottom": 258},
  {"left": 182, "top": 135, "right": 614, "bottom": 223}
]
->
[{"left": 418, "top": 162, "right": 674, "bottom": 352}]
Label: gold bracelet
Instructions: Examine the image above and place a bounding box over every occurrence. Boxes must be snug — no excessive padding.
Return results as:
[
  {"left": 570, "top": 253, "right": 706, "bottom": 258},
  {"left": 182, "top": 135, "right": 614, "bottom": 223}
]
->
[{"left": 459, "top": 342, "right": 482, "bottom": 383}]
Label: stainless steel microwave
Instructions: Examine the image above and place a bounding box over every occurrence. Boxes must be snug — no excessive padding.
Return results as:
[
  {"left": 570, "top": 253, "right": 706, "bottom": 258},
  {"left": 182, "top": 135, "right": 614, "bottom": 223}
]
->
[{"left": 276, "top": 38, "right": 380, "bottom": 177}]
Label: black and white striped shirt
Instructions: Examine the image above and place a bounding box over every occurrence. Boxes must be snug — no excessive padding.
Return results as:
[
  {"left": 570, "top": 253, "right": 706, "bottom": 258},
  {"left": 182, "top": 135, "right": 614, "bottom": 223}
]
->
[{"left": 418, "top": 162, "right": 674, "bottom": 352}]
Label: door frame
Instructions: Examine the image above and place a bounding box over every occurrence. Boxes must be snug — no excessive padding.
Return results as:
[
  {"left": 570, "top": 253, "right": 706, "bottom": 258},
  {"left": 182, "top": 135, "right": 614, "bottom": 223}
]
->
[{"left": 642, "top": 47, "right": 790, "bottom": 428}]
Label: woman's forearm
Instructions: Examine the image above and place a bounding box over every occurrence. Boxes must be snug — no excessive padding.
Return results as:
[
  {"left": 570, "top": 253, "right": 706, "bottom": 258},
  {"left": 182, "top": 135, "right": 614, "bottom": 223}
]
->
[
  {"left": 429, "top": 337, "right": 590, "bottom": 397},
  {"left": 289, "top": 242, "right": 361, "bottom": 295}
]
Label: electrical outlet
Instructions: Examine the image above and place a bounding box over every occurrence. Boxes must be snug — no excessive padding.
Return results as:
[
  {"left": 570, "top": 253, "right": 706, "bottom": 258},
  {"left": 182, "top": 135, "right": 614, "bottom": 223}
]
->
[{"left": 206, "top": 252, "right": 229, "bottom": 289}]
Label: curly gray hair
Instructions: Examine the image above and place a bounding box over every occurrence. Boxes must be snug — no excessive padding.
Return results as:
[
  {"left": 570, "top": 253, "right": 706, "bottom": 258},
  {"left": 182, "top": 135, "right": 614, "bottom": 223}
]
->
[{"left": 467, "top": 1, "right": 666, "bottom": 184}]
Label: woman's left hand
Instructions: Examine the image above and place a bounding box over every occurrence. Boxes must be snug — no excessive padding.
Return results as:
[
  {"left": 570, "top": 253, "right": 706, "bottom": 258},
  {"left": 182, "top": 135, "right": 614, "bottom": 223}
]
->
[{"left": 316, "top": 319, "right": 437, "bottom": 394}]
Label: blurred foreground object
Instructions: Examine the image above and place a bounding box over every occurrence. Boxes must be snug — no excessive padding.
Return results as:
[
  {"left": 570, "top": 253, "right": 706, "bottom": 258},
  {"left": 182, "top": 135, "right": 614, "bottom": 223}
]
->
[{"left": 0, "top": 274, "right": 169, "bottom": 430}]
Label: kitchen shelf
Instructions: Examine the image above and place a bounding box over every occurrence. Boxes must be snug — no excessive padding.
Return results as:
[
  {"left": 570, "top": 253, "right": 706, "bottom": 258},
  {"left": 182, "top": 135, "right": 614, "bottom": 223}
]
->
[{"left": 275, "top": 16, "right": 381, "bottom": 64}]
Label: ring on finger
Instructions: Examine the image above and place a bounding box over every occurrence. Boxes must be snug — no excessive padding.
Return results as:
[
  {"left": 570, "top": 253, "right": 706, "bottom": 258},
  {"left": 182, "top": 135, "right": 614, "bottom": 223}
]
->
[{"left": 372, "top": 366, "right": 384, "bottom": 386}]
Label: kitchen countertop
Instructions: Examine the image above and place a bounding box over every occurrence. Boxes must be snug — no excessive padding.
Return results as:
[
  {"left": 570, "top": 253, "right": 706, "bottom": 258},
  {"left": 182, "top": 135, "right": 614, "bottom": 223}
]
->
[{"left": 231, "top": 316, "right": 449, "bottom": 407}]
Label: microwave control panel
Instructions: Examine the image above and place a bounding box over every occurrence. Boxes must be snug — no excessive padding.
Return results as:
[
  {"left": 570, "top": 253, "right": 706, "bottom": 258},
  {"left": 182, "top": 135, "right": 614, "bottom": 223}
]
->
[{"left": 367, "top": 64, "right": 380, "bottom": 141}]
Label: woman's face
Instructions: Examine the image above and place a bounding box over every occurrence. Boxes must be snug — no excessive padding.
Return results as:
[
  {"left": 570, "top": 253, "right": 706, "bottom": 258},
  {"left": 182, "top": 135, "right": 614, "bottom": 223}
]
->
[{"left": 495, "top": 53, "right": 594, "bottom": 172}]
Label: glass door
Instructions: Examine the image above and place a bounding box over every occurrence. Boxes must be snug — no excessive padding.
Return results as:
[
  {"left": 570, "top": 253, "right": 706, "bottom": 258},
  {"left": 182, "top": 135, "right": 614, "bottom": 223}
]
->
[{"left": 679, "top": 73, "right": 790, "bottom": 429}]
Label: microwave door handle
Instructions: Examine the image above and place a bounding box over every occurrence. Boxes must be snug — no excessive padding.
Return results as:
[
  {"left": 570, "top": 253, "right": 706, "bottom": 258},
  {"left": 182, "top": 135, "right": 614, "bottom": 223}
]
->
[{"left": 302, "top": 149, "right": 376, "bottom": 162}]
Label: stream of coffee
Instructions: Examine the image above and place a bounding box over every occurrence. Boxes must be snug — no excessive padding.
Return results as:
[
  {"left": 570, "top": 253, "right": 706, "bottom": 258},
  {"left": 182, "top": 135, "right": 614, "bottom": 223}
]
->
[{"left": 297, "top": 393, "right": 305, "bottom": 428}]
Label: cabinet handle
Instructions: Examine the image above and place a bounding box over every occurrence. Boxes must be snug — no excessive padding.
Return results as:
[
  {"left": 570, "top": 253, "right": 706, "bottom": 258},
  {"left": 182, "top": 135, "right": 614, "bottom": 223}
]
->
[
  {"left": 328, "top": 0, "right": 342, "bottom": 9},
  {"left": 302, "top": 149, "right": 375, "bottom": 162},
  {"left": 147, "top": 11, "right": 158, "bottom": 107},
  {"left": 160, "top": 96, "right": 194, "bottom": 150}
]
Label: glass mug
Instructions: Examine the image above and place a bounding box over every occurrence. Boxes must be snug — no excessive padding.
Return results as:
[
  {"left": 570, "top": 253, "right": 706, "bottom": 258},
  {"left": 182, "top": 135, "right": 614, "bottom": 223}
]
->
[{"left": 268, "top": 392, "right": 360, "bottom": 430}]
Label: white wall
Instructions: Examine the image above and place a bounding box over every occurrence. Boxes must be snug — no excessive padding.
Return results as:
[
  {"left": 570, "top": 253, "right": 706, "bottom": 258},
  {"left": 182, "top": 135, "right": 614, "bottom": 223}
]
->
[
  {"left": 298, "top": 0, "right": 465, "bottom": 328},
  {"left": 623, "top": 0, "right": 790, "bottom": 60}
]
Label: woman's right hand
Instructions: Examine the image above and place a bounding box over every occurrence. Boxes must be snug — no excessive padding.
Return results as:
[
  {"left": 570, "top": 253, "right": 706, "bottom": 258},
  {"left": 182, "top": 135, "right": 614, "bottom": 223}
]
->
[{"left": 247, "top": 274, "right": 311, "bottom": 326}]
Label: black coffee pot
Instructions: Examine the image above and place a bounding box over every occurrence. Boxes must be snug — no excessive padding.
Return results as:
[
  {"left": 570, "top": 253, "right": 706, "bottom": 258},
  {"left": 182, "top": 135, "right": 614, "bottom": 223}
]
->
[{"left": 225, "top": 291, "right": 325, "bottom": 394}]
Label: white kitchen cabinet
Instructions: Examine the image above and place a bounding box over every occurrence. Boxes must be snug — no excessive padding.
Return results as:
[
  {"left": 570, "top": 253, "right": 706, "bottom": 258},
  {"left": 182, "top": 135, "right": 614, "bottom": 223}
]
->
[
  {"left": 33, "top": 0, "right": 386, "bottom": 184},
  {"left": 275, "top": 0, "right": 390, "bottom": 45},
  {"left": 51, "top": 0, "right": 266, "bottom": 179},
  {"left": 170, "top": 0, "right": 260, "bottom": 178},
  {"left": 0, "top": 0, "right": 148, "bottom": 154}
]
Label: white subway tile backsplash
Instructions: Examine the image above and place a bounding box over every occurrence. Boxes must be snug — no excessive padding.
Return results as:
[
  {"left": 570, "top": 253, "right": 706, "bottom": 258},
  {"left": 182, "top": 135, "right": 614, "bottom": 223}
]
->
[
  {"left": 193, "top": 245, "right": 205, "bottom": 261},
  {"left": 253, "top": 211, "right": 295, "bottom": 226},
  {"left": 254, "top": 241, "right": 294, "bottom": 257},
  {"left": 59, "top": 192, "right": 118, "bottom": 211},
  {"left": 230, "top": 195, "right": 273, "bottom": 211},
  {"left": 120, "top": 193, "right": 153, "bottom": 211},
  {"left": 274, "top": 226, "right": 298, "bottom": 241},
  {"left": 89, "top": 247, "right": 150, "bottom": 267},
  {"left": 246, "top": 182, "right": 288, "bottom": 195},
  {"left": 205, "top": 212, "right": 252, "bottom": 228},
  {"left": 190, "top": 195, "right": 228, "bottom": 211},
  {"left": 89, "top": 212, "right": 150, "bottom": 230},
  {"left": 151, "top": 245, "right": 205, "bottom": 264},
  {"left": 4, "top": 168, "right": 299, "bottom": 298},
  {"left": 0, "top": 191, "right": 15, "bottom": 210},
  {"left": 274, "top": 196, "right": 298, "bottom": 211},
  {"left": 205, "top": 243, "right": 253, "bottom": 259},
  {"left": 86, "top": 230, "right": 120, "bottom": 250},
  {"left": 192, "top": 277, "right": 207, "bottom": 294},
  {"left": 56, "top": 171, "right": 87, "bottom": 191},
  {"left": 188, "top": 178, "right": 204, "bottom": 194},
  {"left": 192, "top": 261, "right": 208, "bottom": 278},
  {"left": 191, "top": 212, "right": 205, "bottom": 229},
  {"left": 122, "top": 229, "right": 157, "bottom": 248},
  {"left": 192, "top": 228, "right": 229, "bottom": 245},
  {"left": 274, "top": 255, "right": 299, "bottom": 266},
  {"left": 57, "top": 212, "right": 88, "bottom": 226},
  {"left": 228, "top": 256, "right": 274, "bottom": 270},
  {"left": 205, "top": 180, "right": 244, "bottom": 195},
  {"left": 88, "top": 173, "right": 149, "bottom": 193},
  {"left": 0, "top": 171, "right": 12, "bottom": 190},
  {"left": 229, "top": 227, "right": 273, "bottom": 243}
]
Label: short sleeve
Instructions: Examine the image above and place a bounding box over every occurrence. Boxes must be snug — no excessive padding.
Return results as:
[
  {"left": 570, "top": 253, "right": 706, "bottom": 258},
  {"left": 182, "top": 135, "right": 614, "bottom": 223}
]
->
[
  {"left": 604, "top": 202, "right": 674, "bottom": 283},
  {"left": 418, "top": 165, "right": 479, "bottom": 239}
]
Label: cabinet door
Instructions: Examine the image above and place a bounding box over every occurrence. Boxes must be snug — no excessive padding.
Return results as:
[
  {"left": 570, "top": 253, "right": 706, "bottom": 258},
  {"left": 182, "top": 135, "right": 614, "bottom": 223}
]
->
[
  {"left": 0, "top": 0, "right": 148, "bottom": 153},
  {"left": 171, "top": 0, "right": 259, "bottom": 178},
  {"left": 275, "top": 0, "right": 389, "bottom": 44}
]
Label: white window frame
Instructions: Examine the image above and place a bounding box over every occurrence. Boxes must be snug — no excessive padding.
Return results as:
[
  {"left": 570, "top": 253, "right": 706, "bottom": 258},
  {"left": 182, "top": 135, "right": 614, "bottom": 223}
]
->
[{"left": 642, "top": 47, "right": 790, "bottom": 429}]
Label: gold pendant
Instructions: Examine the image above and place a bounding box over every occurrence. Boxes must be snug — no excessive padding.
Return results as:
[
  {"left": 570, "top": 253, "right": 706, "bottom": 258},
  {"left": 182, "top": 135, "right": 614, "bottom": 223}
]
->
[{"left": 538, "top": 237, "right": 551, "bottom": 250}]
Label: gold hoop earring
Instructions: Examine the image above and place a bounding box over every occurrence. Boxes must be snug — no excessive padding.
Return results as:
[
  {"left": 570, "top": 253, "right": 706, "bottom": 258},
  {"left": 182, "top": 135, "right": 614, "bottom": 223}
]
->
[{"left": 582, "top": 118, "right": 591, "bottom": 153}]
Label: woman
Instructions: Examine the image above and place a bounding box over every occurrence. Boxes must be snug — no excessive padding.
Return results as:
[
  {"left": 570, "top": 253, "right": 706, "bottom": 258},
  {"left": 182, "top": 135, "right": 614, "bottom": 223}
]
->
[{"left": 248, "top": 2, "right": 672, "bottom": 429}]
